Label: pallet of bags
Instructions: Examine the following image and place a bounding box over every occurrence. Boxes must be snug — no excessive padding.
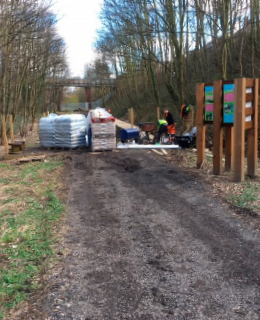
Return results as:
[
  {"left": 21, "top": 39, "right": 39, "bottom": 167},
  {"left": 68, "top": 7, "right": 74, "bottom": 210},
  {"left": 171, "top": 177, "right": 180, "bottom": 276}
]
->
[
  {"left": 86, "top": 108, "right": 116, "bottom": 152},
  {"left": 54, "top": 114, "right": 87, "bottom": 149},
  {"left": 91, "top": 122, "right": 115, "bottom": 135},
  {"left": 91, "top": 134, "right": 116, "bottom": 152},
  {"left": 39, "top": 113, "right": 58, "bottom": 148}
]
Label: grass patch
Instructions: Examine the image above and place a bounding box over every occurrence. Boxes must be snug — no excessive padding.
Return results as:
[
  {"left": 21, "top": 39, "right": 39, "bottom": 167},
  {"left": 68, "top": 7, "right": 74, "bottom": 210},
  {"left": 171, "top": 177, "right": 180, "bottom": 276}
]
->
[
  {"left": 0, "top": 159, "right": 65, "bottom": 318},
  {"left": 229, "top": 183, "right": 260, "bottom": 210}
]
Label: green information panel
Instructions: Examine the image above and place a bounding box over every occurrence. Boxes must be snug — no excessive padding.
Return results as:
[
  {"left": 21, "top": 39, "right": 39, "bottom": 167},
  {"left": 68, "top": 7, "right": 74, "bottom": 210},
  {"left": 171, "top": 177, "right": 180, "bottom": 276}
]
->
[{"left": 205, "top": 86, "right": 214, "bottom": 121}]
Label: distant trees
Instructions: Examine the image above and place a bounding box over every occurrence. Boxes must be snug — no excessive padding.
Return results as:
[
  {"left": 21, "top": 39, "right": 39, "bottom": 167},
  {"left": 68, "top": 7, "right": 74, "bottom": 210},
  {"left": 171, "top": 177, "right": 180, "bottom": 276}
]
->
[
  {"left": 96, "top": 0, "right": 260, "bottom": 117},
  {"left": 84, "top": 58, "right": 111, "bottom": 79},
  {"left": 0, "top": 0, "right": 67, "bottom": 141},
  {"left": 82, "top": 58, "right": 112, "bottom": 102}
]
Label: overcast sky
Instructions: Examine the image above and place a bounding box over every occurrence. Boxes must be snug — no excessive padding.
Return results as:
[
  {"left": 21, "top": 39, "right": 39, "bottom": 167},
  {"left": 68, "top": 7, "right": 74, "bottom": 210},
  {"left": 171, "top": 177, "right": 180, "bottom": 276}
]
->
[{"left": 52, "top": 0, "right": 103, "bottom": 78}]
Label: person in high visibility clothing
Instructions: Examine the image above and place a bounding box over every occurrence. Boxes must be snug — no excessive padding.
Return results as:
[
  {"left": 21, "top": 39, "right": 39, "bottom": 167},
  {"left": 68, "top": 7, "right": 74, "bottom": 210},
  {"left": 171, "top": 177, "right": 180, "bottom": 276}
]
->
[
  {"left": 157, "top": 119, "right": 168, "bottom": 142},
  {"left": 163, "top": 108, "right": 176, "bottom": 135}
]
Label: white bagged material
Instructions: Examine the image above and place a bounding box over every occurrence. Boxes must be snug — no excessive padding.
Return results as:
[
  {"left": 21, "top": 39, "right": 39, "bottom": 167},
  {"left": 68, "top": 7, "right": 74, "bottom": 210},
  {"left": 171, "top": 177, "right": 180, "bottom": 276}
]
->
[
  {"left": 86, "top": 107, "right": 116, "bottom": 151},
  {"left": 39, "top": 114, "right": 87, "bottom": 149},
  {"left": 54, "top": 114, "right": 87, "bottom": 148},
  {"left": 91, "top": 123, "right": 116, "bottom": 151},
  {"left": 86, "top": 108, "right": 112, "bottom": 131},
  {"left": 190, "top": 127, "right": 197, "bottom": 137},
  {"left": 91, "top": 136, "right": 116, "bottom": 151},
  {"left": 91, "top": 107, "right": 111, "bottom": 119},
  {"left": 39, "top": 113, "right": 58, "bottom": 148}
]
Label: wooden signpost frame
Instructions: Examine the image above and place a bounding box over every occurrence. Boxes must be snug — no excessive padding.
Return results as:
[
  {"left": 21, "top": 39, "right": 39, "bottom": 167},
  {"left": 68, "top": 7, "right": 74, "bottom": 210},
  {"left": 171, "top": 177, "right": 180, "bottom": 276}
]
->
[
  {"left": 196, "top": 78, "right": 258, "bottom": 182},
  {"left": 213, "top": 80, "right": 234, "bottom": 175}
]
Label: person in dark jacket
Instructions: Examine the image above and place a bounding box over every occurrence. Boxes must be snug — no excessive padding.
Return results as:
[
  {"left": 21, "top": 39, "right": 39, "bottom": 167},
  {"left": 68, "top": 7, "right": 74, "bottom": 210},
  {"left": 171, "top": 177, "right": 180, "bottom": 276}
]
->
[
  {"left": 163, "top": 109, "right": 175, "bottom": 135},
  {"left": 163, "top": 108, "right": 174, "bottom": 125}
]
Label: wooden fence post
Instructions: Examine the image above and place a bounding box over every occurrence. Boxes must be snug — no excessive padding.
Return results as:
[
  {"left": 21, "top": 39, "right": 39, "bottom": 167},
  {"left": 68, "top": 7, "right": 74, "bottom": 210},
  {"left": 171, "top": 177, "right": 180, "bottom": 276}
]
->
[
  {"left": 130, "top": 108, "right": 134, "bottom": 128},
  {"left": 234, "top": 78, "right": 246, "bottom": 182},
  {"left": 157, "top": 107, "right": 160, "bottom": 120},
  {"left": 196, "top": 83, "right": 206, "bottom": 169},
  {"left": 2, "top": 115, "right": 9, "bottom": 155}
]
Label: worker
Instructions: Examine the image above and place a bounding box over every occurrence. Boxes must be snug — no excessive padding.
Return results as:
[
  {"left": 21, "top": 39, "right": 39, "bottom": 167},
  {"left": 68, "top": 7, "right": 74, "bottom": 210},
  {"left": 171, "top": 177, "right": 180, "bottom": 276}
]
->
[
  {"left": 157, "top": 119, "right": 168, "bottom": 142},
  {"left": 180, "top": 104, "right": 190, "bottom": 118},
  {"left": 163, "top": 108, "right": 175, "bottom": 135}
]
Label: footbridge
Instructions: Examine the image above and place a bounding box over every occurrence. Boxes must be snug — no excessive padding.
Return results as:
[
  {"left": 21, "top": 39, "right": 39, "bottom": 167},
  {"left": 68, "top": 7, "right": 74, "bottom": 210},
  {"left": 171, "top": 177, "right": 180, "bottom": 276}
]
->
[
  {"left": 49, "top": 78, "right": 116, "bottom": 88},
  {"left": 47, "top": 77, "right": 116, "bottom": 110}
]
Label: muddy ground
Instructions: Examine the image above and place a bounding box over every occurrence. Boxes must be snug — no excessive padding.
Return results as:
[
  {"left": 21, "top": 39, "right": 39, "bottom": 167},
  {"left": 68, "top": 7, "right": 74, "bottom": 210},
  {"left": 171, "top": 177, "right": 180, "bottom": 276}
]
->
[{"left": 19, "top": 149, "right": 260, "bottom": 320}]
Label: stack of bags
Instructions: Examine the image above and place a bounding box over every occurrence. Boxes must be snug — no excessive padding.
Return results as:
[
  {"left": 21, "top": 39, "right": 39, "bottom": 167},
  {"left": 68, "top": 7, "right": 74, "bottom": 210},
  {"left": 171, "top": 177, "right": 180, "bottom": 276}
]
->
[
  {"left": 54, "top": 114, "right": 87, "bottom": 149},
  {"left": 87, "top": 108, "right": 116, "bottom": 152},
  {"left": 39, "top": 113, "right": 58, "bottom": 148}
]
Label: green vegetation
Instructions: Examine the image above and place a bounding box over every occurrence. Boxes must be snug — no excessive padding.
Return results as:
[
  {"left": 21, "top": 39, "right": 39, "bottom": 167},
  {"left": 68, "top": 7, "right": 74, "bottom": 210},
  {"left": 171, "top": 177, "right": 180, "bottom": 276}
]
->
[
  {"left": 229, "top": 183, "right": 260, "bottom": 210},
  {"left": 63, "top": 94, "right": 79, "bottom": 104},
  {"left": 0, "top": 159, "right": 65, "bottom": 318}
]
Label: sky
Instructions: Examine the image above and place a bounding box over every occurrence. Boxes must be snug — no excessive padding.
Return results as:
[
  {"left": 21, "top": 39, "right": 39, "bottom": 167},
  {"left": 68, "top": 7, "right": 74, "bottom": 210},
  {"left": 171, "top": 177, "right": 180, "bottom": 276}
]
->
[{"left": 52, "top": 0, "right": 104, "bottom": 78}]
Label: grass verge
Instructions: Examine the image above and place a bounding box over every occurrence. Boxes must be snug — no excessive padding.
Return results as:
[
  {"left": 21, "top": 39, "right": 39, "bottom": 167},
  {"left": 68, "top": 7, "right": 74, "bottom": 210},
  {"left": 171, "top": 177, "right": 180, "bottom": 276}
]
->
[
  {"left": 168, "top": 149, "right": 260, "bottom": 216},
  {"left": 228, "top": 182, "right": 260, "bottom": 211},
  {"left": 0, "top": 158, "right": 65, "bottom": 319}
]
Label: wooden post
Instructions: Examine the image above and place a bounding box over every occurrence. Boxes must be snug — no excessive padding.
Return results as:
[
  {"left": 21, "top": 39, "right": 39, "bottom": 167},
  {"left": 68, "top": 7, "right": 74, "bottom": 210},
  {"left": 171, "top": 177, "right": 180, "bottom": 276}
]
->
[
  {"left": 247, "top": 78, "right": 258, "bottom": 177},
  {"left": 196, "top": 83, "right": 206, "bottom": 169},
  {"left": 9, "top": 114, "right": 14, "bottom": 143},
  {"left": 2, "top": 115, "right": 9, "bottom": 155},
  {"left": 225, "top": 127, "right": 234, "bottom": 171},
  {"left": 130, "top": 108, "right": 134, "bottom": 128},
  {"left": 213, "top": 80, "right": 223, "bottom": 175},
  {"left": 157, "top": 107, "right": 160, "bottom": 120},
  {"left": 234, "top": 78, "right": 246, "bottom": 182}
]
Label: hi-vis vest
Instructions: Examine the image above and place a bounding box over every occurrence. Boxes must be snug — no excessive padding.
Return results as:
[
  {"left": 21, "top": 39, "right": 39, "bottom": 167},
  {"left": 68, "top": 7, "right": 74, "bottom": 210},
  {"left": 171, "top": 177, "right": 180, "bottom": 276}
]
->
[{"left": 157, "top": 119, "right": 168, "bottom": 127}]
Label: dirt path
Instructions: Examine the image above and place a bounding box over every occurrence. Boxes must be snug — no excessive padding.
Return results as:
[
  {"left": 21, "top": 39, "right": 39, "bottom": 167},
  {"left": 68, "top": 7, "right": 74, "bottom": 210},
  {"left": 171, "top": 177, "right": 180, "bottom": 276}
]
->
[{"left": 26, "top": 150, "right": 260, "bottom": 320}]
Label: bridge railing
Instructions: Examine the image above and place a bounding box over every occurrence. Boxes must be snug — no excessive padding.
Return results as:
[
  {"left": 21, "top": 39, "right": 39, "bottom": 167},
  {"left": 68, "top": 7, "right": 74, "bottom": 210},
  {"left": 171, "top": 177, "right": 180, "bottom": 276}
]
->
[{"left": 46, "top": 78, "right": 116, "bottom": 87}]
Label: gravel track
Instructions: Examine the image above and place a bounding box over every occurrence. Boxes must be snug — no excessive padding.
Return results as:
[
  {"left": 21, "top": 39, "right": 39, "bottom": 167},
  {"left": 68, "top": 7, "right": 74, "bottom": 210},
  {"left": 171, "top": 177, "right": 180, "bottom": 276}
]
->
[{"left": 24, "top": 150, "right": 260, "bottom": 320}]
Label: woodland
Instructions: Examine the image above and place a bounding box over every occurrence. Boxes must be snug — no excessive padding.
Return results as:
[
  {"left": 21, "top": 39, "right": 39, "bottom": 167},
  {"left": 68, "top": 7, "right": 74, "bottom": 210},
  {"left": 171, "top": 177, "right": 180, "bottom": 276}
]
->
[
  {"left": 0, "top": 0, "right": 67, "bottom": 140},
  {"left": 94, "top": 0, "right": 260, "bottom": 122},
  {"left": 0, "top": 0, "right": 260, "bottom": 138}
]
